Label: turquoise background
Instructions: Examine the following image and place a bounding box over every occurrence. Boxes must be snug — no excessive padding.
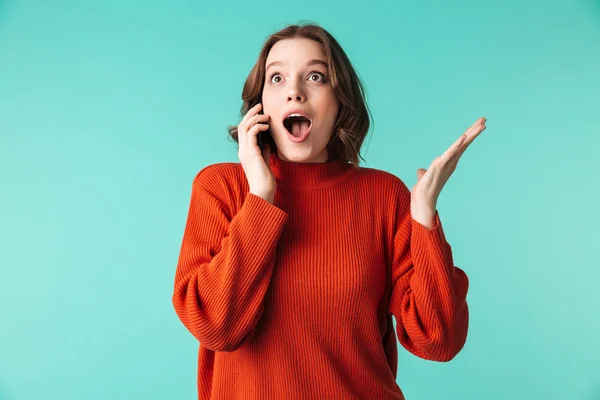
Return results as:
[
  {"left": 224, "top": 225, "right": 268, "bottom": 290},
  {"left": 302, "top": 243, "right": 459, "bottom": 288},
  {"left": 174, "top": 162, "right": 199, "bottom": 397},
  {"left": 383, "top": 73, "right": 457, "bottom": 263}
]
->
[{"left": 1, "top": 0, "right": 599, "bottom": 399}]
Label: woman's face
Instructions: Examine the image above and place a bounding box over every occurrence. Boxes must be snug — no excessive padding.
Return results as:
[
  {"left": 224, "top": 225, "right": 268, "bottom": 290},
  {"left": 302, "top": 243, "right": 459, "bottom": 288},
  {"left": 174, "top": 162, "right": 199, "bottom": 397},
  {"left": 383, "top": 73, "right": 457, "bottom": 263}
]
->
[{"left": 262, "top": 38, "right": 339, "bottom": 163}]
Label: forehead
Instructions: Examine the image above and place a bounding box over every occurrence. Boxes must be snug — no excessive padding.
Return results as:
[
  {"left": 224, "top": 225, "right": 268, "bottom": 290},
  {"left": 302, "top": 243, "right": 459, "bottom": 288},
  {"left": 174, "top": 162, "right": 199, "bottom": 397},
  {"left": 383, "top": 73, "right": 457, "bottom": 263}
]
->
[{"left": 265, "top": 38, "right": 327, "bottom": 67}]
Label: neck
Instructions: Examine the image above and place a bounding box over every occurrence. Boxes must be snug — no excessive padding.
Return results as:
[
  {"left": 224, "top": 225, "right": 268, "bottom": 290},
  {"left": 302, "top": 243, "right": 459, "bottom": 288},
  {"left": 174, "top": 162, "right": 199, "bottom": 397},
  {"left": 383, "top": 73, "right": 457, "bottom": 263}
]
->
[
  {"left": 276, "top": 148, "right": 329, "bottom": 164},
  {"left": 269, "top": 150, "right": 356, "bottom": 191}
]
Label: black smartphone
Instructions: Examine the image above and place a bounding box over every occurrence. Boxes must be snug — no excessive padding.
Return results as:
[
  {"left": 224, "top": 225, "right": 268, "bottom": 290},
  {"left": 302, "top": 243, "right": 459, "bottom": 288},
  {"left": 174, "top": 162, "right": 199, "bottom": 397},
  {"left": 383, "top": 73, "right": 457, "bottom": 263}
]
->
[
  {"left": 256, "top": 105, "right": 274, "bottom": 151},
  {"left": 257, "top": 126, "right": 265, "bottom": 149}
]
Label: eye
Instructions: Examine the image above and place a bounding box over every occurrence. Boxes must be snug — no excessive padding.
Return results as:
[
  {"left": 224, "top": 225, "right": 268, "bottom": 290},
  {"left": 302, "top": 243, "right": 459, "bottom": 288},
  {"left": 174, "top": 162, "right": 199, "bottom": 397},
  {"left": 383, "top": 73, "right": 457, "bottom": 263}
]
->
[
  {"left": 267, "top": 71, "right": 327, "bottom": 84},
  {"left": 268, "top": 72, "right": 282, "bottom": 83},
  {"left": 309, "top": 72, "right": 327, "bottom": 82}
]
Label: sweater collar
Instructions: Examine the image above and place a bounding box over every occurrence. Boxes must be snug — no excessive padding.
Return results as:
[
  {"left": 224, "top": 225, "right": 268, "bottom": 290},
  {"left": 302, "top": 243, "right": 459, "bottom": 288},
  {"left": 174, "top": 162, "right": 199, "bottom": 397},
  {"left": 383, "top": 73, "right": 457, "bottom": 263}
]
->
[{"left": 269, "top": 150, "right": 357, "bottom": 191}]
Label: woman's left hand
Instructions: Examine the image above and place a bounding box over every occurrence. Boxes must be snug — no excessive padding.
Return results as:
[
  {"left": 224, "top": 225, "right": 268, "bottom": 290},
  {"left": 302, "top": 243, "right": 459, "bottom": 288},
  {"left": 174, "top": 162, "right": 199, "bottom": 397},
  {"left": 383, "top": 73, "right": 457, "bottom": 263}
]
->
[{"left": 410, "top": 117, "right": 487, "bottom": 229}]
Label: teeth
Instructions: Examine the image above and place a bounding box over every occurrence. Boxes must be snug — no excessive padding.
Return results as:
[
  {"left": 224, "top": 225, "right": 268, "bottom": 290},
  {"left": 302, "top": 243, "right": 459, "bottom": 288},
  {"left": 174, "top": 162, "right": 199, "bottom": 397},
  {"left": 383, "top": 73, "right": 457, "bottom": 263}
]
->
[{"left": 287, "top": 113, "right": 305, "bottom": 119}]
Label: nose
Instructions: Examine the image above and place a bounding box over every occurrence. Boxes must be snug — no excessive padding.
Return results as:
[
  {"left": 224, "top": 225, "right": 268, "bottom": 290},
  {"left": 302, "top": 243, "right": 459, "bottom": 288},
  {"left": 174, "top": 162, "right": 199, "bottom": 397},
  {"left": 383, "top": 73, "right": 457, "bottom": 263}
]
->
[
  {"left": 287, "top": 80, "right": 306, "bottom": 103},
  {"left": 287, "top": 93, "right": 304, "bottom": 102}
]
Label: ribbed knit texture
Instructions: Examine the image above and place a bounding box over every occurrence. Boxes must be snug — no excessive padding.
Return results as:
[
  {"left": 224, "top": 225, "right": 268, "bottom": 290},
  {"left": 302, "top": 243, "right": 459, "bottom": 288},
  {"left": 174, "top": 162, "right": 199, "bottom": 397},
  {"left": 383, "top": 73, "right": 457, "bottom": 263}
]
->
[{"left": 172, "top": 151, "right": 469, "bottom": 400}]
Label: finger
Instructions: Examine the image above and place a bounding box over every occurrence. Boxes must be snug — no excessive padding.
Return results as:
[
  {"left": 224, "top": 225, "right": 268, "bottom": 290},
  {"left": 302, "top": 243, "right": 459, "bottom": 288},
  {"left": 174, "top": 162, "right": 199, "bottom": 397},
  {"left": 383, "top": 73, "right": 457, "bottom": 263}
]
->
[
  {"left": 241, "top": 103, "right": 261, "bottom": 124},
  {"left": 441, "top": 118, "right": 487, "bottom": 162},
  {"left": 238, "top": 122, "right": 246, "bottom": 150},
  {"left": 463, "top": 117, "right": 486, "bottom": 142},
  {"left": 239, "top": 114, "right": 269, "bottom": 153},
  {"left": 455, "top": 125, "right": 486, "bottom": 157},
  {"left": 239, "top": 113, "right": 267, "bottom": 150},
  {"left": 243, "top": 113, "right": 270, "bottom": 130},
  {"left": 454, "top": 121, "right": 486, "bottom": 158},
  {"left": 242, "top": 103, "right": 262, "bottom": 124},
  {"left": 248, "top": 122, "right": 270, "bottom": 136},
  {"left": 440, "top": 133, "right": 468, "bottom": 162},
  {"left": 247, "top": 123, "right": 270, "bottom": 148}
]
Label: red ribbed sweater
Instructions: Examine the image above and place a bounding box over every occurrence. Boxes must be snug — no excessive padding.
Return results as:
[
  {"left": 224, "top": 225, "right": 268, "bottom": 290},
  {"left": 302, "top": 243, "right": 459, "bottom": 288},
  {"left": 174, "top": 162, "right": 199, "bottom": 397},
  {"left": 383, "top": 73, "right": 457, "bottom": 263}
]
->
[{"left": 172, "top": 151, "right": 469, "bottom": 400}]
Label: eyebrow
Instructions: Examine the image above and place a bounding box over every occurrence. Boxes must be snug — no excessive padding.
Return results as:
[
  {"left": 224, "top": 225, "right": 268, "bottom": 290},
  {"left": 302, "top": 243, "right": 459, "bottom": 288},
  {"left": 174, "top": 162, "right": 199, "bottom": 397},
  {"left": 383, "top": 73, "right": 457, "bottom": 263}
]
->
[{"left": 266, "top": 59, "right": 328, "bottom": 71}]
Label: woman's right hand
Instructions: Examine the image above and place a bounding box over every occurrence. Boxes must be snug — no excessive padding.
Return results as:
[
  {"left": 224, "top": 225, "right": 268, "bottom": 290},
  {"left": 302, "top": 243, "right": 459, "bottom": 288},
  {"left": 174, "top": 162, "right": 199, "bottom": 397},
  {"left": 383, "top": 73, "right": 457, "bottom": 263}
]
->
[{"left": 237, "top": 103, "right": 276, "bottom": 203}]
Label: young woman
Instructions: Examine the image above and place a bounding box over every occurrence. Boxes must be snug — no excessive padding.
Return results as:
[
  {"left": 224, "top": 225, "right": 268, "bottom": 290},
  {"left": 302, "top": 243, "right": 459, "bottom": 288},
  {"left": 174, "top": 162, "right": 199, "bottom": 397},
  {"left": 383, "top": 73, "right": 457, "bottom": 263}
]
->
[{"left": 172, "top": 22, "right": 486, "bottom": 400}]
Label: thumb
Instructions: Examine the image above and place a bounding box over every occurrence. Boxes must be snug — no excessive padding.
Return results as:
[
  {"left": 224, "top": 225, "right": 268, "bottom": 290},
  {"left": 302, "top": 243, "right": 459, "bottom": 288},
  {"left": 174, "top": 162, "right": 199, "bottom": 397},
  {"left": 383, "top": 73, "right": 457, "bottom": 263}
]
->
[{"left": 416, "top": 168, "right": 427, "bottom": 180}]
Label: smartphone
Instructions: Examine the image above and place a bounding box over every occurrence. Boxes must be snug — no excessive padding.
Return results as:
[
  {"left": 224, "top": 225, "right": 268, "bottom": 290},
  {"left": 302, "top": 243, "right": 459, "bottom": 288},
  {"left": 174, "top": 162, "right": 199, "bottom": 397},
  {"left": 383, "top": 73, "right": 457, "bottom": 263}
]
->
[{"left": 256, "top": 104, "right": 274, "bottom": 151}]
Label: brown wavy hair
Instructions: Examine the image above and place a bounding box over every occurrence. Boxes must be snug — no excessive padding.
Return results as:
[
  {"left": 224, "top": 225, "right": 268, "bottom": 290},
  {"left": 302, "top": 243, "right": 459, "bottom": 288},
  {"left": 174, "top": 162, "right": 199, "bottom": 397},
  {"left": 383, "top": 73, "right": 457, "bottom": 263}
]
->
[{"left": 227, "top": 22, "right": 373, "bottom": 167}]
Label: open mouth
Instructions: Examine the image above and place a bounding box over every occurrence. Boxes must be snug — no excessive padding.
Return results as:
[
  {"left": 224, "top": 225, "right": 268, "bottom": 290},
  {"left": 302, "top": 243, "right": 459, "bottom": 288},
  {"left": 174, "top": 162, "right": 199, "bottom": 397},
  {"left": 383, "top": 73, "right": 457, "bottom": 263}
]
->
[{"left": 283, "top": 115, "right": 312, "bottom": 138}]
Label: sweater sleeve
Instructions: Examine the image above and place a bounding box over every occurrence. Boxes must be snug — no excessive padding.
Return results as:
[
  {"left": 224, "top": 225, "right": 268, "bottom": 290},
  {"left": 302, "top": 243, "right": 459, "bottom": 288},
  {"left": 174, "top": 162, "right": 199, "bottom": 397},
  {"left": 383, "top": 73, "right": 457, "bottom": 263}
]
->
[
  {"left": 387, "top": 202, "right": 470, "bottom": 362},
  {"left": 172, "top": 166, "right": 289, "bottom": 352}
]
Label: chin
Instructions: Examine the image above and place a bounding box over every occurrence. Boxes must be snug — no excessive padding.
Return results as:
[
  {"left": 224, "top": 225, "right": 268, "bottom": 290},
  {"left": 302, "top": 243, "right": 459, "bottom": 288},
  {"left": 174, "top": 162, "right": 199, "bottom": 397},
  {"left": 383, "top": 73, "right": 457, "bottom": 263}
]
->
[
  {"left": 273, "top": 127, "right": 331, "bottom": 163},
  {"left": 277, "top": 147, "right": 308, "bottom": 161}
]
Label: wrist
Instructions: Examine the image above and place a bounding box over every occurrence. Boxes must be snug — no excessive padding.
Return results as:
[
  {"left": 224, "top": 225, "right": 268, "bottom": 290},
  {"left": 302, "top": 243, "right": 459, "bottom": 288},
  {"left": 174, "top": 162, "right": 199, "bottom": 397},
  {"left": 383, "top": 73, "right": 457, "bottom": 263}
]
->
[
  {"left": 411, "top": 204, "right": 436, "bottom": 230},
  {"left": 250, "top": 189, "right": 275, "bottom": 204}
]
